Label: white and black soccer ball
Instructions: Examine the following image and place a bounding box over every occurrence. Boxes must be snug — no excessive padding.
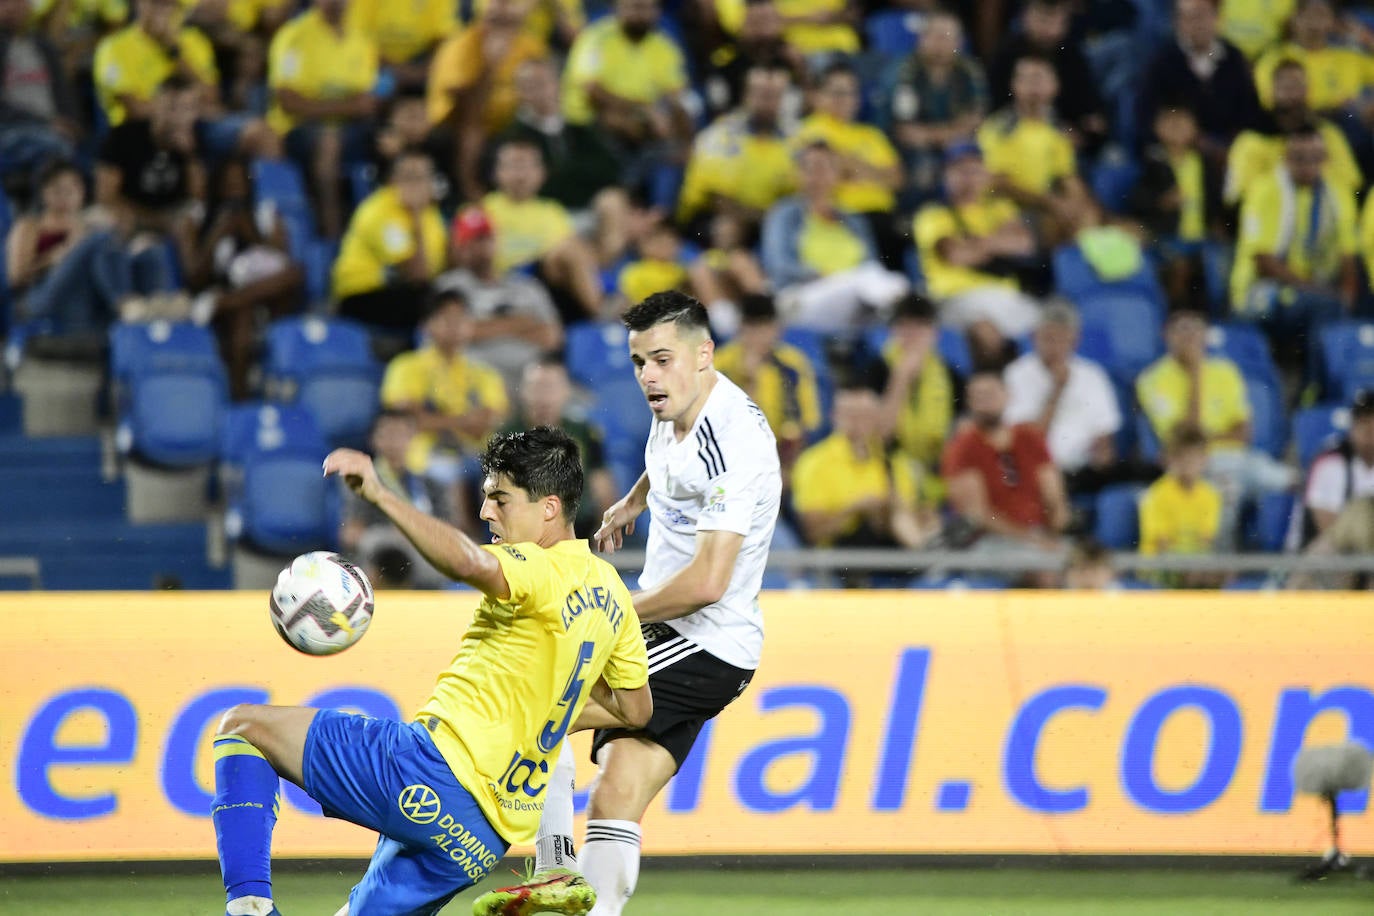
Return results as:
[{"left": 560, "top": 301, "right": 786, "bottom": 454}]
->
[{"left": 269, "top": 551, "right": 374, "bottom": 656}]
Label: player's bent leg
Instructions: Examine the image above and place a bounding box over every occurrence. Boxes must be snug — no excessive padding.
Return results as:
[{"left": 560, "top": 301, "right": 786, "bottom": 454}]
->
[
  {"left": 582, "top": 737, "right": 678, "bottom": 916},
  {"left": 213, "top": 705, "right": 318, "bottom": 916}
]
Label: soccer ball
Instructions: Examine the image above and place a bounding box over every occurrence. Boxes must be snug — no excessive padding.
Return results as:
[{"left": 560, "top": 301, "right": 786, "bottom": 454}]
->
[{"left": 269, "top": 551, "right": 374, "bottom": 656}]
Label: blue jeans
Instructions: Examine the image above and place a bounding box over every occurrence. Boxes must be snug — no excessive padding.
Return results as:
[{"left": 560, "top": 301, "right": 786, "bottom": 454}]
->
[
  {"left": 21, "top": 231, "right": 174, "bottom": 336},
  {"left": 1240, "top": 284, "right": 1345, "bottom": 381}
]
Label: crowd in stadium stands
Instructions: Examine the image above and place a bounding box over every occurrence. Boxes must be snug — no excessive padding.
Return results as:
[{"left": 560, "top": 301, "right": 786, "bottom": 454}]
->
[{"left": 6, "top": 0, "right": 1374, "bottom": 590}]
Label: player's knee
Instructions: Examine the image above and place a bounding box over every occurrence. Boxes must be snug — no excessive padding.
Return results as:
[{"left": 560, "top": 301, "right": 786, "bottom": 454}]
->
[
  {"left": 216, "top": 703, "right": 265, "bottom": 739},
  {"left": 586, "top": 768, "right": 648, "bottom": 821}
]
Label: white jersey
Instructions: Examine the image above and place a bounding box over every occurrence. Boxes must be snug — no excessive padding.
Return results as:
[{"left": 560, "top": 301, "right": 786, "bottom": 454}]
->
[{"left": 640, "top": 373, "right": 781, "bottom": 670}]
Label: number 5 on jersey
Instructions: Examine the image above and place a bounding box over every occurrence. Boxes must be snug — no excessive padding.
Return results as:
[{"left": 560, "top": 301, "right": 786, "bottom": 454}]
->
[{"left": 538, "top": 640, "right": 595, "bottom": 753}]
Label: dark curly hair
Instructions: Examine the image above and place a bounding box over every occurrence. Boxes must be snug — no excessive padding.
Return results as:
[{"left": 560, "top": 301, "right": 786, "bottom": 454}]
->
[
  {"left": 622, "top": 290, "right": 711, "bottom": 336},
  {"left": 480, "top": 426, "right": 583, "bottom": 524}
]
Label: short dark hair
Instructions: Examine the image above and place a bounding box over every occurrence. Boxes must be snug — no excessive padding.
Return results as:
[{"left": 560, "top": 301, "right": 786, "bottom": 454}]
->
[
  {"left": 495, "top": 136, "right": 545, "bottom": 163},
  {"left": 532, "top": 351, "right": 567, "bottom": 370},
  {"left": 370, "top": 408, "right": 414, "bottom": 437},
  {"left": 1168, "top": 422, "right": 1208, "bottom": 454},
  {"left": 622, "top": 290, "right": 711, "bottom": 335},
  {"left": 815, "top": 59, "right": 858, "bottom": 87},
  {"left": 1271, "top": 57, "right": 1306, "bottom": 79},
  {"left": 1166, "top": 307, "right": 1207, "bottom": 328},
  {"left": 481, "top": 427, "right": 584, "bottom": 524},
  {"left": 424, "top": 287, "right": 467, "bottom": 321},
  {"left": 1013, "top": 52, "right": 1057, "bottom": 75},
  {"left": 1284, "top": 119, "right": 1324, "bottom": 143},
  {"left": 739, "top": 293, "right": 778, "bottom": 325},
  {"left": 158, "top": 74, "right": 198, "bottom": 95},
  {"left": 382, "top": 146, "right": 433, "bottom": 183},
  {"left": 35, "top": 158, "right": 83, "bottom": 194},
  {"left": 889, "top": 293, "right": 938, "bottom": 326}
]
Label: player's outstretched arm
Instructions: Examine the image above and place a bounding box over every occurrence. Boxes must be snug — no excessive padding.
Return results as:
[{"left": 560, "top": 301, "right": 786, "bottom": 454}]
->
[
  {"left": 323, "top": 449, "right": 511, "bottom": 599},
  {"left": 632, "top": 529, "right": 743, "bottom": 622},
  {"left": 594, "top": 471, "right": 651, "bottom": 553}
]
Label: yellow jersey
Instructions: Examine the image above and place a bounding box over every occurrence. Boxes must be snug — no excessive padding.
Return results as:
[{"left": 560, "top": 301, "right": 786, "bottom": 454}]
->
[
  {"left": 617, "top": 258, "right": 688, "bottom": 305},
  {"left": 1135, "top": 356, "right": 1251, "bottom": 449},
  {"left": 332, "top": 187, "right": 448, "bottom": 300},
  {"left": 1360, "top": 193, "right": 1374, "bottom": 291},
  {"left": 1230, "top": 170, "right": 1358, "bottom": 309},
  {"left": 913, "top": 196, "right": 1023, "bottom": 299},
  {"left": 792, "top": 434, "right": 918, "bottom": 543},
  {"left": 93, "top": 25, "right": 218, "bottom": 126},
  {"left": 267, "top": 9, "right": 379, "bottom": 135},
  {"left": 562, "top": 17, "right": 687, "bottom": 125},
  {"left": 1254, "top": 43, "right": 1374, "bottom": 112},
  {"left": 1219, "top": 0, "right": 1293, "bottom": 59},
  {"left": 1138, "top": 474, "right": 1222, "bottom": 555},
  {"left": 427, "top": 24, "right": 546, "bottom": 130},
  {"left": 415, "top": 539, "right": 648, "bottom": 844},
  {"left": 795, "top": 113, "right": 899, "bottom": 214},
  {"left": 480, "top": 191, "right": 575, "bottom": 274},
  {"left": 713, "top": 340, "right": 823, "bottom": 443},
  {"left": 381, "top": 346, "right": 509, "bottom": 467},
  {"left": 977, "top": 111, "right": 1076, "bottom": 197},
  {"left": 677, "top": 112, "right": 796, "bottom": 223},
  {"left": 347, "top": 0, "right": 455, "bottom": 65},
  {"left": 882, "top": 341, "right": 953, "bottom": 469},
  {"left": 774, "top": 0, "right": 858, "bottom": 54},
  {"left": 1223, "top": 122, "right": 1362, "bottom": 204}
]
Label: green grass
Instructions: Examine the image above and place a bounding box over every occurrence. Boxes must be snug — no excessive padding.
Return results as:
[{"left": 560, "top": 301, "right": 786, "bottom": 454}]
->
[{"left": 0, "top": 867, "right": 1370, "bottom": 915}]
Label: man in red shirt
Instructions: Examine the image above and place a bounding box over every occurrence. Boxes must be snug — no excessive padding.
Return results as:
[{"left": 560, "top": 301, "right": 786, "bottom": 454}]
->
[{"left": 941, "top": 369, "right": 1070, "bottom": 586}]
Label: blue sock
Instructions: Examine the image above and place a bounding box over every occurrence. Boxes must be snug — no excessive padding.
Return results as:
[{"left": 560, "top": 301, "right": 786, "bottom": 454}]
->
[{"left": 212, "top": 734, "right": 281, "bottom": 903}]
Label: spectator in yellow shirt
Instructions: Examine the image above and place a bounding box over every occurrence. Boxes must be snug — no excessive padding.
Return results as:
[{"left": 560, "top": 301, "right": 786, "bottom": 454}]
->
[
  {"left": 473, "top": 0, "right": 583, "bottom": 48},
  {"left": 795, "top": 60, "right": 903, "bottom": 268},
  {"left": 562, "top": 0, "right": 693, "bottom": 204},
  {"left": 1220, "top": 0, "right": 1294, "bottom": 59},
  {"left": 347, "top": 0, "right": 454, "bottom": 91},
  {"left": 95, "top": 0, "right": 277, "bottom": 158},
  {"left": 868, "top": 293, "right": 954, "bottom": 473},
  {"left": 268, "top": 0, "right": 379, "bottom": 238},
  {"left": 379, "top": 288, "right": 509, "bottom": 526},
  {"left": 912, "top": 143, "right": 1040, "bottom": 366},
  {"left": 760, "top": 140, "right": 910, "bottom": 332},
  {"left": 1139, "top": 424, "right": 1224, "bottom": 587},
  {"left": 616, "top": 220, "right": 691, "bottom": 307},
  {"left": 677, "top": 61, "right": 796, "bottom": 233},
  {"left": 481, "top": 138, "right": 603, "bottom": 322},
  {"left": 427, "top": 0, "right": 546, "bottom": 200},
  {"left": 1224, "top": 58, "right": 1361, "bottom": 205},
  {"left": 1254, "top": 0, "right": 1374, "bottom": 114},
  {"left": 791, "top": 377, "right": 934, "bottom": 556},
  {"left": 333, "top": 148, "right": 449, "bottom": 334},
  {"left": 1230, "top": 124, "right": 1357, "bottom": 357},
  {"left": 713, "top": 293, "right": 823, "bottom": 473},
  {"left": 1136, "top": 310, "right": 1295, "bottom": 548},
  {"left": 774, "top": 0, "right": 857, "bottom": 58},
  {"left": 977, "top": 53, "right": 1077, "bottom": 218}
]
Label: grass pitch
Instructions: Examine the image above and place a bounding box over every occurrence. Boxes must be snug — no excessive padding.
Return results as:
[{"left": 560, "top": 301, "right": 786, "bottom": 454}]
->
[{"left": 1, "top": 866, "right": 1371, "bottom": 915}]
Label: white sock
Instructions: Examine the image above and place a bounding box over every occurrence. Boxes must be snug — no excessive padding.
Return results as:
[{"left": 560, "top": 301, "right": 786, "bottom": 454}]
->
[
  {"left": 535, "top": 740, "right": 578, "bottom": 873},
  {"left": 226, "top": 896, "right": 274, "bottom": 916},
  {"left": 583, "top": 819, "right": 641, "bottom": 916}
]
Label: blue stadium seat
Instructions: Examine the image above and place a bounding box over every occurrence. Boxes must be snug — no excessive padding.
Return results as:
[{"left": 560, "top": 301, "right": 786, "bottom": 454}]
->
[
  {"left": 779, "top": 326, "right": 834, "bottom": 433},
  {"left": 1246, "top": 490, "right": 1294, "bottom": 553},
  {"left": 111, "top": 322, "right": 228, "bottom": 467},
  {"left": 251, "top": 158, "right": 311, "bottom": 220},
  {"left": 221, "top": 403, "right": 335, "bottom": 555},
  {"left": 350, "top": 162, "right": 379, "bottom": 207},
  {"left": 1208, "top": 322, "right": 1278, "bottom": 390},
  {"left": 864, "top": 325, "right": 972, "bottom": 378},
  {"left": 1053, "top": 242, "right": 1167, "bottom": 325},
  {"left": 265, "top": 316, "right": 381, "bottom": 450},
  {"left": 1089, "top": 151, "right": 1141, "bottom": 214},
  {"left": 1292, "top": 404, "right": 1351, "bottom": 470},
  {"left": 1094, "top": 484, "right": 1144, "bottom": 549},
  {"left": 590, "top": 376, "right": 652, "bottom": 485},
  {"left": 1317, "top": 321, "right": 1374, "bottom": 401},
  {"left": 1136, "top": 408, "right": 1162, "bottom": 463},
  {"left": 566, "top": 321, "right": 634, "bottom": 387},
  {"left": 302, "top": 237, "right": 340, "bottom": 306},
  {"left": 1244, "top": 373, "right": 1286, "bottom": 459},
  {"left": 1075, "top": 289, "right": 1164, "bottom": 383},
  {"left": 864, "top": 9, "right": 922, "bottom": 57}
]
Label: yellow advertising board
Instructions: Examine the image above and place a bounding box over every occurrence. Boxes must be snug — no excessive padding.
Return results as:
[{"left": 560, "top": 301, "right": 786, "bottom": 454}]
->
[{"left": 1, "top": 591, "right": 1371, "bottom": 862}]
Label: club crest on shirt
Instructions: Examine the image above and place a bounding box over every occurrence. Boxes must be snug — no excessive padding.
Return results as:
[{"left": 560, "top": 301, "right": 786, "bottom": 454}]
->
[
  {"left": 500, "top": 545, "right": 527, "bottom": 561},
  {"left": 706, "top": 485, "right": 727, "bottom": 513}
]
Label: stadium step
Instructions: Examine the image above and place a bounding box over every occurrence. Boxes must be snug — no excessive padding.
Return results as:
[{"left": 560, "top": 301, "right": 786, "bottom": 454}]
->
[
  {"left": 1, "top": 466, "right": 126, "bottom": 520},
  {"left": 0, "top": 432, "right": 103, "bottom": 471},
  {"left": 0, "top": 393, "right": 20, "bottom": 434}
]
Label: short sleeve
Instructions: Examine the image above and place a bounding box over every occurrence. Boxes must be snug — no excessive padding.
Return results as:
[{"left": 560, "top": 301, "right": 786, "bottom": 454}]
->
[
  {"left": 267, "top": 25, "right": 301, "bottom": 89},
  {"left": 477, "top": 365, "right": 510, "bottom": 416},
  {"left": 692, "top": 431, "right": 769, "bottom": 538},
  {"left": 1000, "top": 359, "right": 1039, "bottom": 425},
  {"left": 1084, "top": 363, "right": 1123, "bottom": 436},
  {"left": 480, "top": 542, "right": 550, "bottom": 609},
  {"left": 1018, "top": 426, "right": 1053, "bottom": 470},
  {"left": 940, "top": 429, "right": 975, "bottom": 479},
  {"left": 1305, "top": 453, "right": 1349, "bottom": 514},
  {"left": 1137, "top": 484, "right": 1168, "bottom": 555},
  {"left": 790, "top": 445, "right": 829, "bottom": 514},
  {"left": 600, "top": 601, "right": 649, "bottom": 690},
  {"left": 657, "top": 38, "right": 687, "bottom": 93},
  {"left": 1238, "top": 182, "right": 1282, "bottom": 256},
  {"left": 1198, "top": 485, "right": 1222, "bottom": 543},
  {"left": 380, "top": 354, "right": 425, "bottom": 406},
  {"left": 913, "top": 206, "right": 956, "bottom": 256},
  {"left": 1052, "top": 132, "right": 1076, "bottom": 180},
  {"left": 182, "top": 29, "right": 220, "bottom": 86}
]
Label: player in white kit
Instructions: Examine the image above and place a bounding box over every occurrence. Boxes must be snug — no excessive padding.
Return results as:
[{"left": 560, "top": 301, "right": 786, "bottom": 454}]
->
[{"left": 474, "top": 291, "right": 782, "bottom": 916}]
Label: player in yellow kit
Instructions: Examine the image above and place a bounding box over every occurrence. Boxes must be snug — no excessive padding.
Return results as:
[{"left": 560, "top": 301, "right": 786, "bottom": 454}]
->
[{"left": 210, "top": 427, "right": 651, "bottom": 916}]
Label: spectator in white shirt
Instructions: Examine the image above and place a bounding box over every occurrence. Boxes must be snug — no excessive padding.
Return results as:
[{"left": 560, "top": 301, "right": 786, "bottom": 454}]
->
[
  {"left": 1003, "top": 300, "right": 1123, "bottom": 495},
  {"left": 1290, "top": 389, "right": 1374, "bottom": 549}
]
